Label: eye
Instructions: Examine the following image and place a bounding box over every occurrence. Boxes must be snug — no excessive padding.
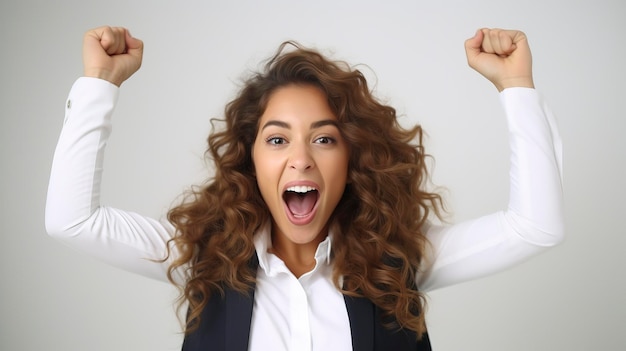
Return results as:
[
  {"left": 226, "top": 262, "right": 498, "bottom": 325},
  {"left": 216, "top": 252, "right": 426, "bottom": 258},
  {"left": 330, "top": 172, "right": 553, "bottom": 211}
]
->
[
  {"left": 314, "top": 136, "right": 335, "bottom": 144},
  {"left": 266, "top": 136, "right": 287, "bottom": 145}
]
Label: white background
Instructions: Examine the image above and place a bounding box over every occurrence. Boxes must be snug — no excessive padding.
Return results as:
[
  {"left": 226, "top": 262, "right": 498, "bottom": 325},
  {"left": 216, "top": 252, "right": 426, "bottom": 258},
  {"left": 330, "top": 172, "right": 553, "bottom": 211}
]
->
[{"left": 1, "top": 0, "right": 624, "bottom": 350}]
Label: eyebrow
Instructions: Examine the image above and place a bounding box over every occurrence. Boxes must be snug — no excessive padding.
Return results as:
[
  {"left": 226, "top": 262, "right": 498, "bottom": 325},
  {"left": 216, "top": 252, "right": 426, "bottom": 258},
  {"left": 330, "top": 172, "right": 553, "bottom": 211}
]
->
[{"left": 261, "top": 119, "right": 339, "bottom": 130}]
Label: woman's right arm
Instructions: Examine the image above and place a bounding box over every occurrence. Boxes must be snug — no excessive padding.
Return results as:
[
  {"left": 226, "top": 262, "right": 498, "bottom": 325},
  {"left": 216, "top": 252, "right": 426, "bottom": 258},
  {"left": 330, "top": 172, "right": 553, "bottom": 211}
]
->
[{"left": 45, "top": 27, "right": 181, "bottom": 283}]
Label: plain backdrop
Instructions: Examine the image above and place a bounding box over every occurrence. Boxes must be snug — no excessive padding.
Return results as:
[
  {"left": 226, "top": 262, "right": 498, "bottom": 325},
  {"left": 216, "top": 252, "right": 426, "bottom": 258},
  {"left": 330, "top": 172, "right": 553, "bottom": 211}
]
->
[{"left": 1, "top": 1, "right": 624, "bottom": 350}]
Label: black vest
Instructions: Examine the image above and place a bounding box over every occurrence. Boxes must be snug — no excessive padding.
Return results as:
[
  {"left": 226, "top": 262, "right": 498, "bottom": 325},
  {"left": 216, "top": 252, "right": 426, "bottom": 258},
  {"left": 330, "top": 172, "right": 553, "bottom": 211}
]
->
[{"left": 182, "top": 255, "right": 432, "bottom": 351}]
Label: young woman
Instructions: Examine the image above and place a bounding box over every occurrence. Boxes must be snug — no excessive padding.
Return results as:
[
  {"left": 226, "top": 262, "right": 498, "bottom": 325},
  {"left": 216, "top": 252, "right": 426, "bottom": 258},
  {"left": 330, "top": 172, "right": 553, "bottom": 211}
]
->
[{"left": 46, "top": 26, "right": 564, "bottom": 350}]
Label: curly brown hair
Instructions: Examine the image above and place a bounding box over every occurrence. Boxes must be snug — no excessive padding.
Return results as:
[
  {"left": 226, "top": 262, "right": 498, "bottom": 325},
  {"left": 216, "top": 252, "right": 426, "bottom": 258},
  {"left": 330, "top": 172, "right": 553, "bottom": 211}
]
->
[{"left": 166, "top": 41, "right": 444, "bottom": 338}]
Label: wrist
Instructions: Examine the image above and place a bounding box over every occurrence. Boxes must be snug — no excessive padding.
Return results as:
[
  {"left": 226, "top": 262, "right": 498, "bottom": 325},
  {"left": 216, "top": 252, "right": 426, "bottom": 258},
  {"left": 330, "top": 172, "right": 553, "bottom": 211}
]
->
[
  {"left": 495, "top": 76, "right": 535, "bottom": 92},
  {"left": 83, "top": 68, "right": 122, "bottom": 87}
]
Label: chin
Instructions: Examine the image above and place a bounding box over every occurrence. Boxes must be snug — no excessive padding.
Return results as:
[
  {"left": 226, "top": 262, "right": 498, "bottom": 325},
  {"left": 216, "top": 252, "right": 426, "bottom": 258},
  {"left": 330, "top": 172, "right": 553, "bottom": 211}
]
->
[{"left": 273, "top": 220, "right": 329, "bottom": 246}]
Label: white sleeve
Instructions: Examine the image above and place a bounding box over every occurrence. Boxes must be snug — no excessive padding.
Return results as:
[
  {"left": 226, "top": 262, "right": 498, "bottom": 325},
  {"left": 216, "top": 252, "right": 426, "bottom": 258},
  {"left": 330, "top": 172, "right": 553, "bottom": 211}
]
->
[
  {"left": 45, "top": 77, "right": 182, "bottom": 284},
  {"left": 417, "top": 88, "right": 565, "bottom": 292}
]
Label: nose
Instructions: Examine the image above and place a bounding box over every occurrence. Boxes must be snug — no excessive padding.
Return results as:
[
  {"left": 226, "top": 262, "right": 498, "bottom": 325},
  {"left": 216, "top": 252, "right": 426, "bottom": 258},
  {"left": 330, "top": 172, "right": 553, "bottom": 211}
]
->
[{"left": 288, "top": 142, "right": 314, "bottom": 171}]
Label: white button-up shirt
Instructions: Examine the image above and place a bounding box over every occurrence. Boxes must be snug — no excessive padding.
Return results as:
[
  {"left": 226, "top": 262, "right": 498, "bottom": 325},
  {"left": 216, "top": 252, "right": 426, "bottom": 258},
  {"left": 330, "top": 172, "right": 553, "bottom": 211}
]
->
[{"left": 250, "top": 225, "right": 351, "bottom": 351}]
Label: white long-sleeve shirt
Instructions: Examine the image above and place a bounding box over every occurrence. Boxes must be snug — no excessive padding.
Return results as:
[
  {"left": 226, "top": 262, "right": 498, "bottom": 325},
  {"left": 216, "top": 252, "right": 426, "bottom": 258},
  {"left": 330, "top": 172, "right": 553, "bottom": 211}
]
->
[{"left": 45, "top": 77, "right": 565, "bottom": 351}]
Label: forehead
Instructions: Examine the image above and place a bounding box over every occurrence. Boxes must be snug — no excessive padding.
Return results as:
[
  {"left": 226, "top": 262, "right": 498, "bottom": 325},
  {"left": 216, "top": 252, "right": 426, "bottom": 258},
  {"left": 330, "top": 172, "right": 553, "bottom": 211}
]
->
[{"left": 260, "top": 84, "right": 337, "bottom": 125}]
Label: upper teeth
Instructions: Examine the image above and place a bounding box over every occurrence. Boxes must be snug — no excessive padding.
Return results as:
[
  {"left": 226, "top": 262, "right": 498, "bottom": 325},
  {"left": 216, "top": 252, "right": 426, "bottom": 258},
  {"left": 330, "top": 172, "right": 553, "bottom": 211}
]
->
[{"left": 286, "top": 185, "right": 316, "bottom": 193}]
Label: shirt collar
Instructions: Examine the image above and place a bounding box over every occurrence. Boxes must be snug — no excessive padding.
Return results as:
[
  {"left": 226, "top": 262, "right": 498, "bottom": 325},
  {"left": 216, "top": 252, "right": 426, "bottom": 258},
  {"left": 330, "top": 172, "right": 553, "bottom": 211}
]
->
[{"left": 253, "top": 222, "right": 333, "bottom": 277}]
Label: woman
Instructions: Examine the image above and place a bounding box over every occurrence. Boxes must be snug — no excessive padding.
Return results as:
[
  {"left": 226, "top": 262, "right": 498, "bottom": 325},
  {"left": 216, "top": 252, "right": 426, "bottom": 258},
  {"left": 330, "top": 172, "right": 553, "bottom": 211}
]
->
[{"left": 46, "top": 26, "right": 564, "bottom": 350}]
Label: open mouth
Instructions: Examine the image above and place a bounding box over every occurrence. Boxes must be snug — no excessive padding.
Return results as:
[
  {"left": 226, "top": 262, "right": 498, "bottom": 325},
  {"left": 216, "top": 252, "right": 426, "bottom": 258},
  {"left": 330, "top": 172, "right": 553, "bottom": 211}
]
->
[{"left": 283, "top": 185, "right": 319, "bottom": 218}]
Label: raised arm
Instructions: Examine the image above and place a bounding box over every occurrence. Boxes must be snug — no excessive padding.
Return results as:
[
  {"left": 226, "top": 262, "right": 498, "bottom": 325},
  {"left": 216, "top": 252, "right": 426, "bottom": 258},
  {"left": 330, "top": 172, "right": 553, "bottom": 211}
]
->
[
  {"left": 417, "top": 29, "right": 565, "bottom": 291},
  {"left": 45, "top": 27, "right": 180, "bottom": 283}
]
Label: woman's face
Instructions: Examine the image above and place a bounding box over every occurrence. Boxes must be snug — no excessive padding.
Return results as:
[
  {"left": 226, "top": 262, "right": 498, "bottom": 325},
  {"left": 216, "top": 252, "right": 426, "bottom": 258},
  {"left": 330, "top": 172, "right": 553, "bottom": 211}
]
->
[{"left": 252, "top": 84, "right": 350, "bottom": 247}]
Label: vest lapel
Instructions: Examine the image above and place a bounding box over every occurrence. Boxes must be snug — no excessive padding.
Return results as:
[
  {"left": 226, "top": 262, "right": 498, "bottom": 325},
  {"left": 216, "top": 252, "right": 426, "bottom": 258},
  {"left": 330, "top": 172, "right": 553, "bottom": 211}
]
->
[
  {"left": 344, "top": 295, "right": 375, "bottom": 351},
  {"left": 224, "top": 286, "right": 255, "bottom": 350},
  {"left": 344, "top": 294, "right": 432, "bottom": 351},
  {"left": 181, "top": 254, "right": 258, "bottom": 351},
  {"left": 224, "top": 253, "right": 259, "bottom": 350}
]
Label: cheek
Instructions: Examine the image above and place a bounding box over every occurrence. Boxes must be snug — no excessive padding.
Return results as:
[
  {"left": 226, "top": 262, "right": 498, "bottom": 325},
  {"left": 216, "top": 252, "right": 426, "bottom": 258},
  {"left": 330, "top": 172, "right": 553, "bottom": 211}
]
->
[
  {"left": 323, "top": 154, "right": 350, "bottom": 187},
  {"left": 252, "top": 147, "right": 270, "bottom": 177},
  {"left": 253, "top": 167, "right": 273, "bottom": 207},
  {"left": 251, "top": 147, "right": 278, "bottom": 197},
  {"left": 336, "top": 150, "right": 350, "bottom": 179}
]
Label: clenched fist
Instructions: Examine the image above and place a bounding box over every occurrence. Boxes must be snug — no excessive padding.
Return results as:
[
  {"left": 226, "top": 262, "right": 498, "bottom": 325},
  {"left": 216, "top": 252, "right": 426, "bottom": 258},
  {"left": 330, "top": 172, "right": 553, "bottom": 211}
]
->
[
  {"left": 465, "top": 28, "right": 534, "bottom": 92},
  {"left": 83, "top": 26, "right": 143, "bottom": 86}
]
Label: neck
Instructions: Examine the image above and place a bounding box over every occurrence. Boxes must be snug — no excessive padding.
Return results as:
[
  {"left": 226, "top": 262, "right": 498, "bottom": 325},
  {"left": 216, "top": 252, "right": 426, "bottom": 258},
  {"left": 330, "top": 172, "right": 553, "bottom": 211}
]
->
[{"left": 270, "top": 230, "right": 326, "bottom": 278}]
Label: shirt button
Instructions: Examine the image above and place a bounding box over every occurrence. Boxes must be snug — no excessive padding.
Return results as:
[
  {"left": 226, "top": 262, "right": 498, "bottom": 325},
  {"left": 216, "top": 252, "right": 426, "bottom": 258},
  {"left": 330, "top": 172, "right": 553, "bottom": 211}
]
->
[{"left": 67, "top": 99, "right": 72, "bottom": 109}]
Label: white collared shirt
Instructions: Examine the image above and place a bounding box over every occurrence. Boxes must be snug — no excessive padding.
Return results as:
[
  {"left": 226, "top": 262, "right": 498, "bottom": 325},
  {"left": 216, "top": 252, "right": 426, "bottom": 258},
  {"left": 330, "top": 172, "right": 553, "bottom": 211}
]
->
[{"left": 249, "top": 224, "right": 351, "bottom": 351}]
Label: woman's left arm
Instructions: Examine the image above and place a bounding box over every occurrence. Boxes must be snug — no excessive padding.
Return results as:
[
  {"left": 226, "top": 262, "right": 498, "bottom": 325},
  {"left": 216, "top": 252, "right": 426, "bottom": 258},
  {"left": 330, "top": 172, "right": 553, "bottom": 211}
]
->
[{"left": 417, "top": 29, "right": 565, "bottom": 291}]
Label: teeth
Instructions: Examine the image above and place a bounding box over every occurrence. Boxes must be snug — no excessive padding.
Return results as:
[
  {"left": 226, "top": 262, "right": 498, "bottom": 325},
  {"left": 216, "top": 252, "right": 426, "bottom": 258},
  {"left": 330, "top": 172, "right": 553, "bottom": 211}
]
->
[{"left": 286, "top": 185, "right": 316, "bottom": 193}]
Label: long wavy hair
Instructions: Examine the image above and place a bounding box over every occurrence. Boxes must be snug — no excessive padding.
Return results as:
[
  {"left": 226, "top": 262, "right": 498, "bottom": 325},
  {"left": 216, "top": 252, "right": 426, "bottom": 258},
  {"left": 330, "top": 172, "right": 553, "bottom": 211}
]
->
[{"left": 166, "top": 41, "right": 444, "bottom": 338}]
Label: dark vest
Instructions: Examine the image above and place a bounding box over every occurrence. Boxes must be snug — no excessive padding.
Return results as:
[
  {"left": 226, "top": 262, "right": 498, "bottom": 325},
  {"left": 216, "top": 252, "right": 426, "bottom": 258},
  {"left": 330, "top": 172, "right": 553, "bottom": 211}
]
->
[{"left": 182, "top": 255, "right": 432, "bottom": 351}]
